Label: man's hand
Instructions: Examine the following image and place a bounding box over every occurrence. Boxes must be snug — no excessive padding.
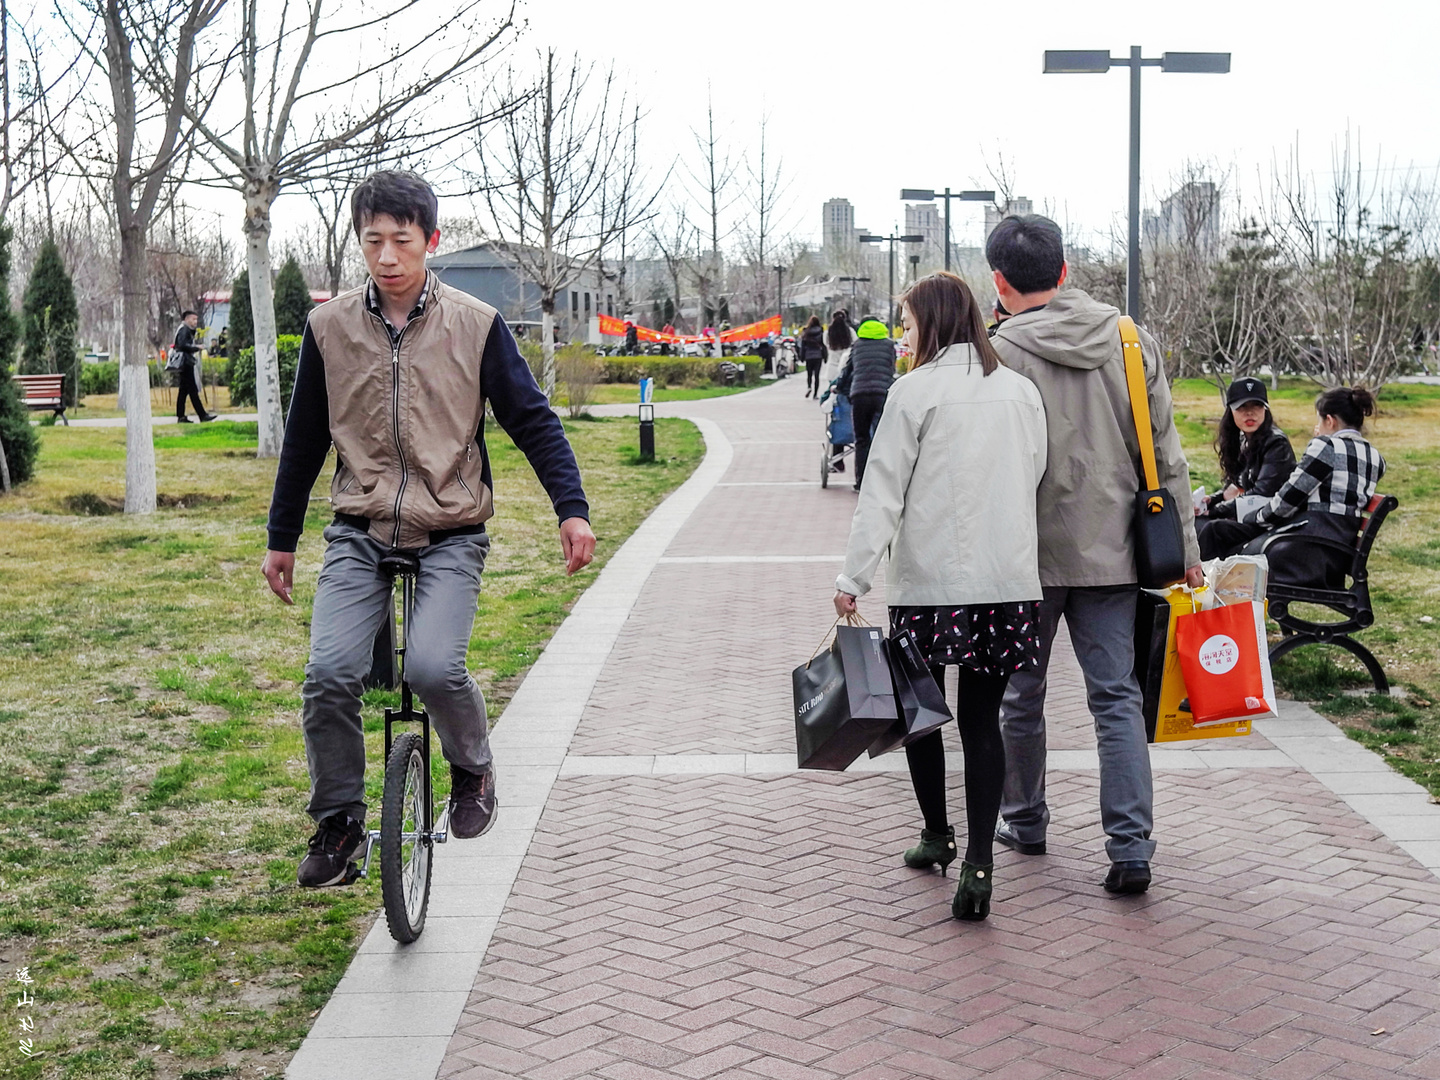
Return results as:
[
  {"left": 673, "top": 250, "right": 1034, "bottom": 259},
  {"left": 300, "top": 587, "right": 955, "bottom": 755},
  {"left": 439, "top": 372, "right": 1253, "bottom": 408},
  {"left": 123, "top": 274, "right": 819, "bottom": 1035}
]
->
[
  {"left": 833, "top": 591, "right": 858, "bottom": 618},
  {"left": 1184, "top": 564, "right": 1206, "bottom": 590},
  {"left": 560, "top": 517, "right": 596, "bottom": 576},
  {"left": 262, "top": 550, "right": 295, "bottom": 604}
]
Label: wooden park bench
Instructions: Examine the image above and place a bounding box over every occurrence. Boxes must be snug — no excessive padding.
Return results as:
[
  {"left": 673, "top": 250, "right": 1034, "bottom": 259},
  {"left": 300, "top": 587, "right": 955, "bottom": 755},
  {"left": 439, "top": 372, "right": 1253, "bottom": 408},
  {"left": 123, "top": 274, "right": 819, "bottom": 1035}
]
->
[
  {"left": 1253, "top": 493, "right": 1400, "bottom": 694},
  {"left": 13, "top": 373, "right": 68, "bottom": 425}
]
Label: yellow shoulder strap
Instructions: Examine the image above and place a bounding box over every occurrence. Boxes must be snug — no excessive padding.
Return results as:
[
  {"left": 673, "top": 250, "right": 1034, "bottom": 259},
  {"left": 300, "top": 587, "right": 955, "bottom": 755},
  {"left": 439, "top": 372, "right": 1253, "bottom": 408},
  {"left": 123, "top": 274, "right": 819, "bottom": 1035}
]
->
[{"left": 1120, "top": 315, "right": 1160, "bottom": 491}]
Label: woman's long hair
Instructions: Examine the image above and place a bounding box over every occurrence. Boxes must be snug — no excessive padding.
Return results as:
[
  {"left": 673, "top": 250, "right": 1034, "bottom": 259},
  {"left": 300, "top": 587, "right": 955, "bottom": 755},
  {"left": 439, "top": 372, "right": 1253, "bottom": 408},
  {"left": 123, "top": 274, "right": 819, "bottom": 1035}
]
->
[
  {"left": 1214, "top": 407, "right": 1276, "bottom": 486},
  {"left": 897, "top": 272, "right": 1001, "bottom": 373},
  {"left": 826, "top": 310, "right": 853, "bottom": 351},
  {"left": 804, "top": 314, "right": 821, "bottom": 331}
]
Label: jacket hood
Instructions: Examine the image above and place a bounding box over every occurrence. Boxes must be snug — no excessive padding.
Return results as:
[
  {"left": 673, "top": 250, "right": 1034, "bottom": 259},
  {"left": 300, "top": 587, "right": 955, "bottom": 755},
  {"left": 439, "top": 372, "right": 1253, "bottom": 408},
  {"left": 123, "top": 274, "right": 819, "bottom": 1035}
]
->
[
  {"left": 993, "top": 288, "right": 1120, "bottom": 370},
  {"left": 855, "top": 318, "right": 888, "bottom": 340}
]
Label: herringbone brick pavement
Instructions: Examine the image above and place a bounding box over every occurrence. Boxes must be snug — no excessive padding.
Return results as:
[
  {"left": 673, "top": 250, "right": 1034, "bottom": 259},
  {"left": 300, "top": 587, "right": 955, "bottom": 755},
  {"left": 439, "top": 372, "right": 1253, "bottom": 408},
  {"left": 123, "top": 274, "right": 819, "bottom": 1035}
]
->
[
  {"left": 436, "top": 377, "right": 1426, "bottom": 1080},
  {"left": 445, "top": 770, "right": 1440, "bottom": 1080}
]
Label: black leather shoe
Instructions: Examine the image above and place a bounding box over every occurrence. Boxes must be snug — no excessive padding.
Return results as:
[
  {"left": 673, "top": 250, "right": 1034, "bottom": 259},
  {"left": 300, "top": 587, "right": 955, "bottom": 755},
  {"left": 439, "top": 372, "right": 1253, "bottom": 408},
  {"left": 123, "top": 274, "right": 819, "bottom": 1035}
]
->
[
  {"left": 200, "top": 412, "right": 218, "bottom": 422},
  {"left": 176, "top": 416, "right": 195, "bottom": 423},
  {"left": 297, "top": 813, "right": 365, "bottom": 887},
  {"left": 994, "top": 820, "right": 1046, "bottom": 856},
  {"left": 1104, "top": 860, "right": 1152, "bottom": 895},
  {"left": 448, "top": 764, "right": 497, "bottom": 840}
]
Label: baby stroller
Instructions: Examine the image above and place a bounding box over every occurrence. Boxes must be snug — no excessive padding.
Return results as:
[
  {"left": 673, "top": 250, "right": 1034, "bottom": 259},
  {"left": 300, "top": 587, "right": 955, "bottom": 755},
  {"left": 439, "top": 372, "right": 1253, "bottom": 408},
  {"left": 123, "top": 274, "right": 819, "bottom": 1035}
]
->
[{"left": 819, "top": 388, "right": 854, "bottom": 488}]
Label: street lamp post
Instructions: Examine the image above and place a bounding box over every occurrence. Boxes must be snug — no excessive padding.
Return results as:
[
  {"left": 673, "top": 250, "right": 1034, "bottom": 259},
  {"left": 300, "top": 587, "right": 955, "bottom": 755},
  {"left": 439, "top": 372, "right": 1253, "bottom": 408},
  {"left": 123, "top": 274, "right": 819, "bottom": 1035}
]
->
[
  {"left": 898, "top": 188, "right": 995, "bottom": 272},
  {"left": 908, "top": 254, "right": 920, "bottom": 283},
  {"left": 772, "top": 264, "right": 784, "bottom": 331},
  {"left": 837, "top": 275, "right": 871, "bottom": 312},
  {"left": 1042, "top": 46, "right": 1230, "bottom": 323},
  {"left": 858, "top": 233, "right": 924, "bottom": 329}
]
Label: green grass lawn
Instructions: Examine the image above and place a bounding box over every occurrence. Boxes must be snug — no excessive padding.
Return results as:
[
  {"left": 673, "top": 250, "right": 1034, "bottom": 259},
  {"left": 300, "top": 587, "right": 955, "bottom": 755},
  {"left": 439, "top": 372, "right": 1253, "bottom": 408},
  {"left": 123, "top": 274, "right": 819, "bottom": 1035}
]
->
[
  {"left": 1171, "top": 378, "right": 1440, "bottom": 794},
  {"left": 570, "top": 382, "right": 757, "bottom": 407},
  {"left": 0, "top": 416, "right": 702, "bottom": 1080}
]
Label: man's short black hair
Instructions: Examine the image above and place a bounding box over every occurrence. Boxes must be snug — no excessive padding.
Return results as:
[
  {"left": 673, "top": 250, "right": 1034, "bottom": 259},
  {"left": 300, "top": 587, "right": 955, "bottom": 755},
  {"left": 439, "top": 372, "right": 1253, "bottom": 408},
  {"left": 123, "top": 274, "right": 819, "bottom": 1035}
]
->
[
  {"left": 985, "top": 214, "right": 1065, "bottom": 295},
  {"left": 181, "top": 309, "right": 199, "bottom": 319},
  {"left": 350, "top": 170, "right": 439, "bottom": 238}
]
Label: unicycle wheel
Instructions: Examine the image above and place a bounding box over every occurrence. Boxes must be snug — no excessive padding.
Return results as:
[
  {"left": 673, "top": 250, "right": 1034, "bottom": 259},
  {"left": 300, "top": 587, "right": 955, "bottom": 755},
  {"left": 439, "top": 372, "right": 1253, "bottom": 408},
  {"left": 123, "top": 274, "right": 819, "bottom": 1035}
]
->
[{"left": 380, "top": 731, "right": 432, "bottom": 942}]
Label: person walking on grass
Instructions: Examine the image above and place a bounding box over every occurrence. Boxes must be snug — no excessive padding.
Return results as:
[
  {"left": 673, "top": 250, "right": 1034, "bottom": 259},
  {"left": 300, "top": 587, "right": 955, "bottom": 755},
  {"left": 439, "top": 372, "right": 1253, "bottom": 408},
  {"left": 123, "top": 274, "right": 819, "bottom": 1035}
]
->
[
  {"left": 261, "top": 170, "right": 595, "bottom": 888},
  {"left": 833, "top": 272, "right": 1048, "bottom": 921},
  {"left": 836, "top": 314, "right": 896, "bottom": 490},
  {"left": 173, "top": 310, "right": 215, "bottom": 423},
  {"left": 986, "top": 214, "right": 1202, "bottom": 896}
]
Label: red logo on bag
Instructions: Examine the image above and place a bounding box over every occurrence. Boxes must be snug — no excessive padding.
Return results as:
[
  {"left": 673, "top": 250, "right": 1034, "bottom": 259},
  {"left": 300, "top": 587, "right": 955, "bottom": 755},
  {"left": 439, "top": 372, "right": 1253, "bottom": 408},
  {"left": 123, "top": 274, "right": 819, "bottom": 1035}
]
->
[{"left": 1198, "top": 634, "right": 1239, "bottom": 675}]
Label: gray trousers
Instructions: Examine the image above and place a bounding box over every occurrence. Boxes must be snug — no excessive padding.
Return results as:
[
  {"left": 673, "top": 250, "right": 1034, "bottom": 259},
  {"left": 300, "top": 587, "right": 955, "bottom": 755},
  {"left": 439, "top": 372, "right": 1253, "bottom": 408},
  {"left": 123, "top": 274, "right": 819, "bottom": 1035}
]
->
[
  {"left": 998, "top": 584, "right": 1156, "bottom": 863},
  {"left": 302, "top": 522, "right": 492, "bottom": 824}
]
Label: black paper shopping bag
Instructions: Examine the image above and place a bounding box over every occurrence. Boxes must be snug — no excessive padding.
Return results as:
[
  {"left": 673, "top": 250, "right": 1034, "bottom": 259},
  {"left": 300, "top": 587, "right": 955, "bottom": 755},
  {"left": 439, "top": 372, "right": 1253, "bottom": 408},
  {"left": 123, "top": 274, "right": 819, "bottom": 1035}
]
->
[
  {"left": 868, "top": 629, "right": 953, "bottom": 757},
  {"left": 792, "top": 623, "right": 898, "bottom": 771}
]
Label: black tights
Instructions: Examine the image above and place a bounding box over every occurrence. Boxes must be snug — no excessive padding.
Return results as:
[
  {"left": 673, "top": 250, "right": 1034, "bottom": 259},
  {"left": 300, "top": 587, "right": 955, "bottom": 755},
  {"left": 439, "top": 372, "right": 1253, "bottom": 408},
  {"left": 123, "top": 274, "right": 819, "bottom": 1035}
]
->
[{"left": 904, "top": 665, "right": 1010, "bottom": 866}]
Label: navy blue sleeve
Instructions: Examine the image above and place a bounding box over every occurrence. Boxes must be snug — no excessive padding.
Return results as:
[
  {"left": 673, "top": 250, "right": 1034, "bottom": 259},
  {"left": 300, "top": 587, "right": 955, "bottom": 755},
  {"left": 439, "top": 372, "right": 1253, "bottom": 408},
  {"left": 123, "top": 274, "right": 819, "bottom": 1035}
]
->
[
  {"left": 266, "top": 325, "right": 333, "bottom": 551},
  {"left": 480, "top": 317, "right": 589, "bottom": 524}
]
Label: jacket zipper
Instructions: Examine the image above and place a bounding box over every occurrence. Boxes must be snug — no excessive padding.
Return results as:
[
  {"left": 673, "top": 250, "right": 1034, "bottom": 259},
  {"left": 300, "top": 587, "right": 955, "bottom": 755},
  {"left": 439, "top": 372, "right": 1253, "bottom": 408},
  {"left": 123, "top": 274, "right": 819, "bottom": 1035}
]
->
[
  {"left": 388, "top": 330, "right": 408, "bottom": 547},
  {"left": 456, "top": 443, "right": 477, "bottom": 507}
]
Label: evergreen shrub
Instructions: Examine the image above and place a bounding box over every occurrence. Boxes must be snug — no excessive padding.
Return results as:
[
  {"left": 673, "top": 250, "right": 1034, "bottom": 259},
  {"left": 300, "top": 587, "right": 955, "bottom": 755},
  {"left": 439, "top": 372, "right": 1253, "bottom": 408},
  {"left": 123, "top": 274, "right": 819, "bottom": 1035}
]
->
[{"left": 228, "top": 335, "right": 302, "bottom": 410}]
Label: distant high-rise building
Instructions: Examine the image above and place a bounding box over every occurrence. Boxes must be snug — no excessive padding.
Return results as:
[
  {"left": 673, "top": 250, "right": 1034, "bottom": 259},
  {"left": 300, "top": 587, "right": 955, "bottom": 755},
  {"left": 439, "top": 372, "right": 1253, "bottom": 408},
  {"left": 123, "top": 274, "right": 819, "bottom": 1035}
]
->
[
  {"left": 1142, "top": 181, "right": 1221, "bottom": 253},
  {"left": 904, "top": 202, "right": 945, "bottom": 269},
  {"left": 823, "top": 198, "right": 856, "bottom": 253},
  {"left": 984, "top": 197, "right": 1034, "bottom": 242}
]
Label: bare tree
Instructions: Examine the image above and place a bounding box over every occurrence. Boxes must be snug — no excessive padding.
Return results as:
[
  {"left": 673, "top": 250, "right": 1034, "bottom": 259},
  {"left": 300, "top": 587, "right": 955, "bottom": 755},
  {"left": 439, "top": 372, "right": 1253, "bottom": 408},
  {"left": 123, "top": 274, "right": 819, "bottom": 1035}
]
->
[
  {"left": 735, "top": 112, "right": 791, "bottom": 320},
  {"left": 175, "top": 0, "right": 517, "bottom": 457},
  {"left": 1205, "top": 215, "right": 1292, "bottom": 389},
  {"left": 685, "top": 89, "right": 738, "bottom": 330},
  {"left": 1141, "top": 164, "right": 1224, "bottom": 379},
  {"left": 68, "top": 0, "right": 224, "bottom": 514},
  {"left": 649, "top": 202, "right": 693, "bottom": 332},
  {"left": 300, "top": 130, "right": 405, "bottom": 296},
  {"left": 472, "top": 49, "right": 653, "bottom": 396},
  {"left": 1263, "top": 134, "right": 1439, "bottom": 387}
]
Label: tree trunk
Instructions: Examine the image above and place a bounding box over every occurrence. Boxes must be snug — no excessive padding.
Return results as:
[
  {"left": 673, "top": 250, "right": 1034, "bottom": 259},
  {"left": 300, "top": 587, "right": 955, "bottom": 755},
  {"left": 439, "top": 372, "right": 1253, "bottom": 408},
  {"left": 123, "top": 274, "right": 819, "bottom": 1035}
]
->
[
  {"left": 119, "top": 223, "right": 157, "bottom": 513},
  {"left": 540, "top": 301, "right": 556, "bottom": 400},
  {"left": 244, "top": 175, "right": 285, "bottom": 457}
]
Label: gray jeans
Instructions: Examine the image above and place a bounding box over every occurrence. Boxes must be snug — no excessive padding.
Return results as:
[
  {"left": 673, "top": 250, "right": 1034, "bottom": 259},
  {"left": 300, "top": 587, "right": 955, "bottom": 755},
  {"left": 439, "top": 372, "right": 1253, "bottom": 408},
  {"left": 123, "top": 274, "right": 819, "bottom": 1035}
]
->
[
  {"left": 302, "top": 522, "right": 492, "bottom": 824},
  {"left": 998, "top": 584, "right": 1155, "bottom": 863}
]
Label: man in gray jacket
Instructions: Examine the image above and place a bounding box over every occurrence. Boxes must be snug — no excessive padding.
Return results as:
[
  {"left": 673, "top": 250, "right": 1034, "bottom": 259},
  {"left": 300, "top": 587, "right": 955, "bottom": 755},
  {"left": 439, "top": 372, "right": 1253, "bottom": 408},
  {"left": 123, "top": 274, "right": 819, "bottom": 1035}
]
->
[{"left": 986, "top": 215, "right": 1202, "bottom": 895}]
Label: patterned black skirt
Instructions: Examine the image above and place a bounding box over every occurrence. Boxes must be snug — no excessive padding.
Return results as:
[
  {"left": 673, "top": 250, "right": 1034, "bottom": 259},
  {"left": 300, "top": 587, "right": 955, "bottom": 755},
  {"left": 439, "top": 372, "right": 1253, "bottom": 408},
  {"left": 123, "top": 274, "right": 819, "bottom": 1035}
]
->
[{"left": 888, "top": 601, "right": 1044, "bottom": 676}]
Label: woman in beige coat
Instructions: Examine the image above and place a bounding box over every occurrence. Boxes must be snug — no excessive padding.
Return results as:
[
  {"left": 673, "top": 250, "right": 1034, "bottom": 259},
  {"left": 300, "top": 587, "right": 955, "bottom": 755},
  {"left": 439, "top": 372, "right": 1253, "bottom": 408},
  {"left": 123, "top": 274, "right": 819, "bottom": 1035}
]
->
[{"left": 833, "top": 272, "right": 1047, "bottom": 921}]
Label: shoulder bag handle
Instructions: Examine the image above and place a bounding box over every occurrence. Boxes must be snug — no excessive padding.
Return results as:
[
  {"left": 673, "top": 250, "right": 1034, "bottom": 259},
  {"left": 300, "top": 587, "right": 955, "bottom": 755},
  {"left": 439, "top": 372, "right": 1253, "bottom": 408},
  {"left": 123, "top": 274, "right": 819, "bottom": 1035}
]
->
[{"left": 1119, "top": 316, "right": 1161, "bottom": 493}]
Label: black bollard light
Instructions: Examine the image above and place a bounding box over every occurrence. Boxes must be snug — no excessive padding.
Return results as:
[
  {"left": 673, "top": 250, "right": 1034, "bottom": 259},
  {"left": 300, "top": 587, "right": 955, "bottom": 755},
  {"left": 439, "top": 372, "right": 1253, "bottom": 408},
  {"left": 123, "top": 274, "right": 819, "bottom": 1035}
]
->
[{"left": 638, "top": 401, "right": 655, "bottom": 461}]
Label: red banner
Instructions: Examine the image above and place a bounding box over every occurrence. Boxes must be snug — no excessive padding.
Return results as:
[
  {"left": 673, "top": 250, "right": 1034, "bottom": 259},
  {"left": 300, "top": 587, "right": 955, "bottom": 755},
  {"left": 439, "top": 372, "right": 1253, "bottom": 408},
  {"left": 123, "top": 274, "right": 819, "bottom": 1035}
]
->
[{"left": 595, "top": 313, "right": 780, "bottom": 345}]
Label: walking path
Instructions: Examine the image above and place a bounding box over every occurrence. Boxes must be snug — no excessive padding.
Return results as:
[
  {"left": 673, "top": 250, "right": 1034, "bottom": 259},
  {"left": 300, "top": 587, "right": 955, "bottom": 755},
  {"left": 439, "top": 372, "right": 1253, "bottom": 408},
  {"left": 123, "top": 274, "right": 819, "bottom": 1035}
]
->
[{"left": 288, "top": 377, "right": 1440, "bottom": 1080}]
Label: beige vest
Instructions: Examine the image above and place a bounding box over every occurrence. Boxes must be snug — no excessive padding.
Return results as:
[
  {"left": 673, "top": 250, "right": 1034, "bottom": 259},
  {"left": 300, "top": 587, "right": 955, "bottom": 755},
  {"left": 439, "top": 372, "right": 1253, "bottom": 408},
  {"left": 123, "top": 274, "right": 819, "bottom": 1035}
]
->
[{"left": 308, "top": 275, "right": 497, "bottom": 549}]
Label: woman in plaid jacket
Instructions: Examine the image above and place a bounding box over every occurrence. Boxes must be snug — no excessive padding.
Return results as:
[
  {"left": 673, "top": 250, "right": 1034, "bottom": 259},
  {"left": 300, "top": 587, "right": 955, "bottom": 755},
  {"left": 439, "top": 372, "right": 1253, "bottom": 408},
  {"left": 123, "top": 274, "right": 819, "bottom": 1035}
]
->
[{"left": 1236, "top": 386, "right": 1386, "bottom": 587}]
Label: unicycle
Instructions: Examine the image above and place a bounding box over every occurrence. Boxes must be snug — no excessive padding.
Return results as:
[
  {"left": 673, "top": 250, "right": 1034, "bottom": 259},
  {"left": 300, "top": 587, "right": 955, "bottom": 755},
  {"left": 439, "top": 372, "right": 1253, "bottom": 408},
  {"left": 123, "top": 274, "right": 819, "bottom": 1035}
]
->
[{"left": 355, "top": 550, "right": 449, "bottom": 943}]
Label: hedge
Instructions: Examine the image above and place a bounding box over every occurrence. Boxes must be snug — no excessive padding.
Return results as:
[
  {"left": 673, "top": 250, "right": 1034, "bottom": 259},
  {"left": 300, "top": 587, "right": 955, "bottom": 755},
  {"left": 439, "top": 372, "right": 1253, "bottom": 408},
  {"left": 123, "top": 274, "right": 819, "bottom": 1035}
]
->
[
  {"left": 78, "top": 358, "right": 230, "bottom": 397},
  {"left": 228, "top": 336, "right": 303, "bottom": 410},
  {"left": 600, "top": 357, "right": 761, "bottom": 386}
]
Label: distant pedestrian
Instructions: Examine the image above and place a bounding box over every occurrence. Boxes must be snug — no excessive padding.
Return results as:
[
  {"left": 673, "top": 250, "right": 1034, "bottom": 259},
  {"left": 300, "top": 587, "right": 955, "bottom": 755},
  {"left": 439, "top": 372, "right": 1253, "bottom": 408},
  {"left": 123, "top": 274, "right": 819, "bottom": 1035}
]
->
[
  {"left": 986, "top": 214, "right": 1202, "bottom": 897},
  {"left": 624, "top": 320, "right": 639, "bottom": 356},
  {"left": 823, "top": 310, "right": 853, "bottom": 386},
  {"left": 833, "top": 272, "right": 1048, "bottom": 922},
  {"left": 798, "top": 315, "right": 826, "bottom": 396},
  {"left": 173, "top": 310, "right": 215, "bottom": 423},
  {"left": 836, "top": 315, "right": 895, "bottom": 490},
  {"left": 755, "top": 336, "right": 775, "bottom": 373}
]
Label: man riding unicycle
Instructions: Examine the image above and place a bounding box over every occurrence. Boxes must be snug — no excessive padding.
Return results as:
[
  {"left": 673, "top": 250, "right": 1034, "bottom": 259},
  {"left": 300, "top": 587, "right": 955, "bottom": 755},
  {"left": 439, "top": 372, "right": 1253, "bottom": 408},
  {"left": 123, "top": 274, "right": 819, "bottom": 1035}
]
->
[{"left": 261, "top": 170, "right": 594, "bottom": 887}]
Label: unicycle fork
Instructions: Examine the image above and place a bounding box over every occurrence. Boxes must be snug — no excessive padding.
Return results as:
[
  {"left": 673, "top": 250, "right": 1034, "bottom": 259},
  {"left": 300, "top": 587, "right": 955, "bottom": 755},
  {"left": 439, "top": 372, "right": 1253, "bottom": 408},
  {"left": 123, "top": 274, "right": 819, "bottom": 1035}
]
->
[{"left": 356, "top": 550, "right": 449, "bottom": 942}]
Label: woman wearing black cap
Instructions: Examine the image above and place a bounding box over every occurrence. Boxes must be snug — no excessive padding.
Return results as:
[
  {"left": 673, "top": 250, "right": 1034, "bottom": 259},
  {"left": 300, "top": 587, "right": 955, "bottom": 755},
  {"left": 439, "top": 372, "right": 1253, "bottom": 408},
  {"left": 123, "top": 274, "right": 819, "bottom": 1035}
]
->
[{"left": 1195, "top": 377, "right": 1297, "bottom": 560}]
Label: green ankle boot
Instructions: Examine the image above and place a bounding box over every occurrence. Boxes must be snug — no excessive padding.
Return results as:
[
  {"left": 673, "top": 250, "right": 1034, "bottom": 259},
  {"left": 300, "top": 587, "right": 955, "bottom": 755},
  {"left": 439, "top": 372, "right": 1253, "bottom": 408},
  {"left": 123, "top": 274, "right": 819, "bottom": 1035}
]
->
[
  {"left": 951, "top": 861, "right": 994, "bottom": 921},
  {"left": 903, "top": 827, "right": 957, "bottom": 874}
]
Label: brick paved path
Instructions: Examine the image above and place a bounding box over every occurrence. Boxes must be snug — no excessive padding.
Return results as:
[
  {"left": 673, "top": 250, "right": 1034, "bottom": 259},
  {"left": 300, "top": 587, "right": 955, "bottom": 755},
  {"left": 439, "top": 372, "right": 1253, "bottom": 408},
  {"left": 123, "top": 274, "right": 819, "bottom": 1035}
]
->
[{"left": 295, "top": 376, "right": 1440, "bottom": 1080}]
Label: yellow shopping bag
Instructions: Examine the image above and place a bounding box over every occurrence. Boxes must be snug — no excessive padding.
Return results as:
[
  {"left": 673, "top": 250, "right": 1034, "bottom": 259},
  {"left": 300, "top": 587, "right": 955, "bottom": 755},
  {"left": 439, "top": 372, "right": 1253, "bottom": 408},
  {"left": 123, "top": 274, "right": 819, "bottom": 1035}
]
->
[{"left": 1135, "top": 586, "right": 1252, "bottom": 743}]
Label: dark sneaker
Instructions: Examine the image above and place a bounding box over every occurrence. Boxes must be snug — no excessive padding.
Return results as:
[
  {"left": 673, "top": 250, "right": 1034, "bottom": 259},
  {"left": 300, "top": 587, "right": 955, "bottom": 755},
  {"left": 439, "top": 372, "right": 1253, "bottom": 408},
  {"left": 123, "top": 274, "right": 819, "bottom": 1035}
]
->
[
  {"left": 1104, "top": 860, "right": 1152, "bottom": 895},
  {"left": 177, "top": 416, "right": 195, "bottom": 423},
  {"left": 448, "top": 764, "right": 497, "bottom": 840},
  {"left": 297, "top": 813, "right": 365, "bottom": 887},
  {"left": 200, "top": 412, "right": 218, "bottom": 422},
  {"left": 994, "top": 820, "right": 1047, "bottom": 856}
]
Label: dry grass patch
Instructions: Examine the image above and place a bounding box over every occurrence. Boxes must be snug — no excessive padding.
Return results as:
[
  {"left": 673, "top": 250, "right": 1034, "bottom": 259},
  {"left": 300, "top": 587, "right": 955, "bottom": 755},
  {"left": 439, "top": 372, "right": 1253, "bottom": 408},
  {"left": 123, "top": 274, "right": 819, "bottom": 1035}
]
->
[{"left": 0, "top": 415, "right": 702, "bottom": 1079}]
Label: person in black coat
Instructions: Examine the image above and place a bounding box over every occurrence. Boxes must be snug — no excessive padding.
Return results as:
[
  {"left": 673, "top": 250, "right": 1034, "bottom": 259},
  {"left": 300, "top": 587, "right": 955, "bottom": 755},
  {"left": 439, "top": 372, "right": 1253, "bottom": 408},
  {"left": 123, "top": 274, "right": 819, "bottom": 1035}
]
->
[
  {"left": 798, "top": 315, "right": 826, "bottom": 397},
  {"left": 173, "top": 310, "right": 215, "bottom": 423},
  {"left": 836, "top": 315, "right": 896, "bottom": 490},
  {"left": 1195, "top": 377, "right": 1296, "bottom": 560}
]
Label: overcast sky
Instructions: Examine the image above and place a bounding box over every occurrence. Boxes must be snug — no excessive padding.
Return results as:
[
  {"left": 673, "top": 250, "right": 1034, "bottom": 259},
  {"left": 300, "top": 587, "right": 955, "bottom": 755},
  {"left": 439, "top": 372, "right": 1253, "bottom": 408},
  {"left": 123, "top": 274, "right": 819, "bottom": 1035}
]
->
[{"left": 264, "top": 0, "right": 1440, "bottom": 258}]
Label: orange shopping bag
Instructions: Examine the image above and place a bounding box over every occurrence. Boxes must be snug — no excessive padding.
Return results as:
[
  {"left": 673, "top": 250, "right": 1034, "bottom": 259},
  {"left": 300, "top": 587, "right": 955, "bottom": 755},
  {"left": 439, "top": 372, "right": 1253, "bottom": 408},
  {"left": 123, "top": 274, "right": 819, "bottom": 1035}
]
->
[{"left": 1174, "top": 601, "right": 1277, "bottom": 727}]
